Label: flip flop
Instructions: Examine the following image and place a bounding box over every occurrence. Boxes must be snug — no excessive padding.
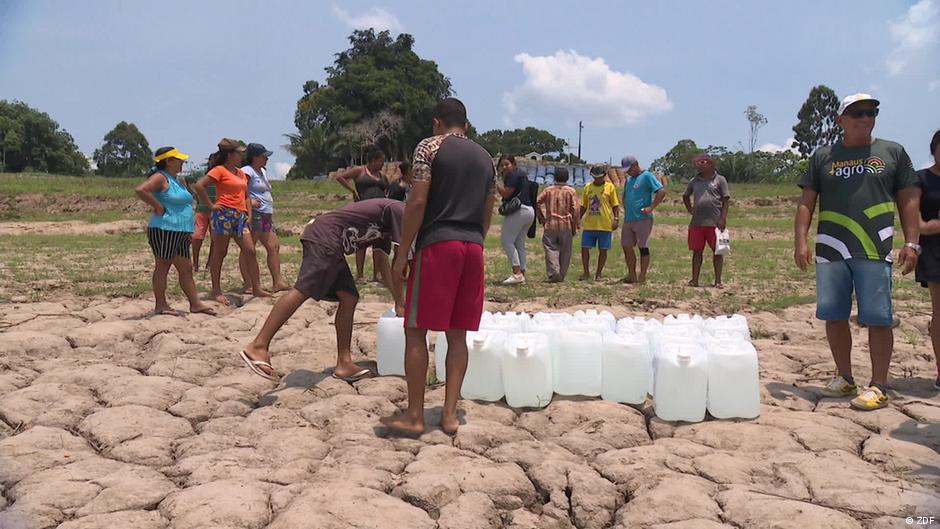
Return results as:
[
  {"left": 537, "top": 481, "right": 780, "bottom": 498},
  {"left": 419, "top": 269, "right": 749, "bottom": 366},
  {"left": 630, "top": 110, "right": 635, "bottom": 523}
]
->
[
  {"left": 331, "top": 368, "right": 372, "bottom": 383},
  {"left": 191, "top": 306, "right": 218, "bottom": 316},
  {"left": 239, "top": 351, "right": 279, "bottom": 381},
  {"left": 155, "top": 308, "right": 187, "bottom": 317}
]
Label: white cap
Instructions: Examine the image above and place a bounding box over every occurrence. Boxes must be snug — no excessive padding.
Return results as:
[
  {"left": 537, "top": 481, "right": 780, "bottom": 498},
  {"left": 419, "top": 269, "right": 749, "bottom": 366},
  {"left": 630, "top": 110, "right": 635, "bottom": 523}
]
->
[{"left": 838, "top": 93, "right": 880, "bottom": 116}]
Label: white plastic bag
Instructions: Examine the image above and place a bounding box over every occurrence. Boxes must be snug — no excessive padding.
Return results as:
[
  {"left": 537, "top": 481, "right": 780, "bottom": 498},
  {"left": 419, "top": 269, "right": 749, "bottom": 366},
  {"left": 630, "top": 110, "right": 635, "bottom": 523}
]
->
[{"left": 715, "top": 228, "right": 731, "bottom": 256}]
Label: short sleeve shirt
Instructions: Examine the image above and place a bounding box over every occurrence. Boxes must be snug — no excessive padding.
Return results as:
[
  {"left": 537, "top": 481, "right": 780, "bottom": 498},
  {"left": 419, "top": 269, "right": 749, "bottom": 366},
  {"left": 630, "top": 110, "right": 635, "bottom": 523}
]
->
[
  {"left": 580, "top": 181, "right": 621, "bottom": 232},
  {"left": 242, "top": 165, "right": 274, "bottom": 214},
  {"left": 412, "top": 133, "right": 497, "bottom": 249},
  {"left": 799, "top": 139, "right": 917, "bottom": 262},
  {"left": 918, "top": 168, "right": 940, "bottom": 248},
  {"left": 207, "top": 166, "right": 249, "bottom": 212},
  {"left": 301, "top": 198, "right": 404, "bottom": 256},
  {"left": 683, "top": 174, "right": 730, "bottom": 227},
  {"left": 624, "top": 170, "right": 664, "bottom": 221},
  {"left": 536, "top": 184, "right": 579, "bottom": 231},
  {"left": 185, "top": 174, "right": 216, "bottom": 213},
  {"left": 503, "top": 169, "right": 532, "bottom": 207}
]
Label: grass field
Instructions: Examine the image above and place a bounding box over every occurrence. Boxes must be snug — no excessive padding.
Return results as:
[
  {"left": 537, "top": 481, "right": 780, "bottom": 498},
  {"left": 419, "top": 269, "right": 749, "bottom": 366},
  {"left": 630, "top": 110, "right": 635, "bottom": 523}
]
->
[{"left": 0, "top": 173, "right": 930, "bottom": 315}]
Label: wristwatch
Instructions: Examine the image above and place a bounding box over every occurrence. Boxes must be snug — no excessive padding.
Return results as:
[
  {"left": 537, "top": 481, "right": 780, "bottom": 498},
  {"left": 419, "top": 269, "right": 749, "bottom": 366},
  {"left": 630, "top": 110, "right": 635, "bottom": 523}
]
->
[{"left": 905, "top": 242, "right": 922, "bottom": 255}]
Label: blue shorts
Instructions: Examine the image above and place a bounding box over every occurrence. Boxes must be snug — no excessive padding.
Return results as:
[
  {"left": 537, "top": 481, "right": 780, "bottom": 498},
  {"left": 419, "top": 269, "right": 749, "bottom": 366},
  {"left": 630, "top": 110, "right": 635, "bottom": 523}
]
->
[
  {"left": 210, "top": 207, "right": 249, "bottom": 237},
  {"left": 816, "top": 259, "right": 892, "bottom": 326},
  {"left": 581, "top": 230, "right": 612, "bottom": 250}
]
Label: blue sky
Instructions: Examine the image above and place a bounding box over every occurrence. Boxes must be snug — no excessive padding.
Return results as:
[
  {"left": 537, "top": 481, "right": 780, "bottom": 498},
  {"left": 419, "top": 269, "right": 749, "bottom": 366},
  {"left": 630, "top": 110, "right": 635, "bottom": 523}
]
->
[{"left": 1, "top": 0, "right": 938, "bottom": 178}]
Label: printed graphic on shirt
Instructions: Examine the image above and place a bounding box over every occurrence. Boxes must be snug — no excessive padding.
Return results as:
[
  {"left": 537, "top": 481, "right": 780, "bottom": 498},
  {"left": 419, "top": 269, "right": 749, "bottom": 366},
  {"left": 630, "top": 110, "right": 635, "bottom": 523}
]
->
[
  {"left": 830, "top": 156, "right": 888, "bottom": 178},
  {"left": 342, "top": 223, "right": 383, "bottom": 254},
  {"left": 588, "top": 195, "right": 602, "bottom": 215}
]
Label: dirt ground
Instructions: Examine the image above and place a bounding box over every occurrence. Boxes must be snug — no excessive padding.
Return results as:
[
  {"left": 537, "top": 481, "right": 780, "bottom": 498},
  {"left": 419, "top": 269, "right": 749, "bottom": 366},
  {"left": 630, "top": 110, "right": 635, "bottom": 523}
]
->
[{"left": 0, "top": 293, "right": 938, "bottom": 529}]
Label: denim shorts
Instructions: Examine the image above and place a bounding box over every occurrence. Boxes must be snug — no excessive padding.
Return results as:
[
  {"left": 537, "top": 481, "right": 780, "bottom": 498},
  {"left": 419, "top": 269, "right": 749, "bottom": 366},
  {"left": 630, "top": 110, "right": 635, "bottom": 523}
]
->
[
  {"left": 581, "top": 230, "right": 613, "bottom": 250},
  {"left": 816, "top": 259, "right": 892, "bottom": 326}
]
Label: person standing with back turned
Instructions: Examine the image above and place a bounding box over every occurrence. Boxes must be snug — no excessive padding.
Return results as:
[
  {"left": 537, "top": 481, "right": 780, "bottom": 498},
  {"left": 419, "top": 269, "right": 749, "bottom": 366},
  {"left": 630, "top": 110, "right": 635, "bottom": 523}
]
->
[
  {"left": 381, "top": 98, "right": 497, "bottom": 435},
  {"left": 794, "top": 93, "right": 920, "bottom": 410}
]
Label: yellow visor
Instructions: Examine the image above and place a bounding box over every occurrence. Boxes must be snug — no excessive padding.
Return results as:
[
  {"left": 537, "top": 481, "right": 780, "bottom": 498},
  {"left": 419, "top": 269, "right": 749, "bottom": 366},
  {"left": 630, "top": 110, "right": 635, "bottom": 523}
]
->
[{"left": 154, "top": 148, "right": 189, "bottom": 162}]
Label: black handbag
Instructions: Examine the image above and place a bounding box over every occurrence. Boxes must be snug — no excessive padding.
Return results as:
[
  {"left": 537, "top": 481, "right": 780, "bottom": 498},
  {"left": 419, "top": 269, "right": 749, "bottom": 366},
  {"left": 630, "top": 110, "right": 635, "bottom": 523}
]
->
[{"left": 498, "top": 196, "right": 522, "bottom": 216}]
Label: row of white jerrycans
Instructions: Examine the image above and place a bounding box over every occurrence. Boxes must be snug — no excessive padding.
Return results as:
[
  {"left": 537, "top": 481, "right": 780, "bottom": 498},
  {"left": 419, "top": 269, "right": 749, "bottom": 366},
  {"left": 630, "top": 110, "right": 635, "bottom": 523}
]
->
[{"left": 376, "top": 310, "right": 760, "bottom": 422}]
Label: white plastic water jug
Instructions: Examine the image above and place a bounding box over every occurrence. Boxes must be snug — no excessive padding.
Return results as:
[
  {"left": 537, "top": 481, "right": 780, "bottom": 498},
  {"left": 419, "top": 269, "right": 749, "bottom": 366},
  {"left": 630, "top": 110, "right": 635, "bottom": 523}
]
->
[
  {"left": 377, "top": 310, "right": 406, "bottom": 376},
  {"left": 601, "top": 332, "right": 652, "bottom": 404},
  {"left": 555, "top": 330, "right": 603, "bottom": 396},
  {"left": 502, "top": 333, "right": 553, "bottom": 408},
  {"left": 527, "top": 315, "right": 568, "bottom": 389},
  {"left": 434, "top": 332, "right": 447, "bottom": 382},
  {"left": 460, "top": 330, "right": 507, "bottom": 401},
  {"left": 654, "top": 341, "right": 708, "bottom": 422},
  {"left": 707, "top": 314, "right": 751, "bottom": 342},
  {"left": 706, "top": 337, "right": 760, "bottom": 419},
  {"left": 479, "top": 312, "right": 529, "bottom": 334}
]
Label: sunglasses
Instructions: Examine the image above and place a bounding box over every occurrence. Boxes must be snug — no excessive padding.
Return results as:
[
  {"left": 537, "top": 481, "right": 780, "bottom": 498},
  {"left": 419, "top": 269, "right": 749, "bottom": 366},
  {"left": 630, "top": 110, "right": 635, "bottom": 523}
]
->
[{"left": 844, "top": 108, "right": 879, "bottom": 118}]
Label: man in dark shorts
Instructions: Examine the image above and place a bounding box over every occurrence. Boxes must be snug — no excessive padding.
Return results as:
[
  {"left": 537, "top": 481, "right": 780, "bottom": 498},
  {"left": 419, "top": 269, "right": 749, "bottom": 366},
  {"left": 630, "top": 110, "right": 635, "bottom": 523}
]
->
[
  {"left": 239, "top": 198, "right": 405, "bottom": 382},
  {"left": 795, "top": 93, "right": 920, "bottom": 411},
  {"left": 381, "top": 97, "right": 497, "bottom": 435}
]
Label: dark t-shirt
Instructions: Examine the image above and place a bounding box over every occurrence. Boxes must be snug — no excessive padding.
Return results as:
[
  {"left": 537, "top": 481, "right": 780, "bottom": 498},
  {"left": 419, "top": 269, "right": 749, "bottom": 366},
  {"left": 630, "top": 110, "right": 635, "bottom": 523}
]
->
[
  {"left": 412, "top": 133, "right": 497, "bottom": 249},
  {"left": 387, "top": 179, "right": 408, "bottom": 202},
  {"left": 799, "top": 139, "right": 917, "bottom": 262},
  {"left": 301, "top": 198, "right": 404, "bottom": 256},
  {"left": 918, "top": 168, "right": 940, "bottom": 248},
  {"left": 355, "top": 172, "right": 387, "bottom": 201},
  {"left": 503, "top": 169, "right": 532, "bottom": 207}
]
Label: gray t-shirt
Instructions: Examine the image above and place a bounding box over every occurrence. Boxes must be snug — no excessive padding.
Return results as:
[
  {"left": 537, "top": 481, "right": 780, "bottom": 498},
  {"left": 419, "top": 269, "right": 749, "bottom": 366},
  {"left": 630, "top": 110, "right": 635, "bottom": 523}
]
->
[{"left": 683, "top": 174, "right": 730, "bottom": 226}]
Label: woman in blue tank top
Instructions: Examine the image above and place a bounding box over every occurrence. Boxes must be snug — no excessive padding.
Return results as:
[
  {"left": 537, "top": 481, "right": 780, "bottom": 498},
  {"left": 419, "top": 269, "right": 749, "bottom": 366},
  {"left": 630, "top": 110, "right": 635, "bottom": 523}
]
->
[{"left": 135, "top": 147, "right": 216, "bottom": 317}]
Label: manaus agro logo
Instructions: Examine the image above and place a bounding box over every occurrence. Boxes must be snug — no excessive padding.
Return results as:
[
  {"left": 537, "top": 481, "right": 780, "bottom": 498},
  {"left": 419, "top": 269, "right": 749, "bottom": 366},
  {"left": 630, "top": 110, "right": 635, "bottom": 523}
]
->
[{"left": 831, "top": 156, "right": 887, "bottom": 178}]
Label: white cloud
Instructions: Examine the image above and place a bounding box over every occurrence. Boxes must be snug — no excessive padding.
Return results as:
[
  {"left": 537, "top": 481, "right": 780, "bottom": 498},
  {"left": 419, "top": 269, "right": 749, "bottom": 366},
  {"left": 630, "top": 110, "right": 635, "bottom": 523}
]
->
[
  {"left": 758, "top": 137, "right": 799, "bottom": 155},
  {"left": 886, "top": 0, "right": 939, "bottom": 76},
  {"left": 503, "top": 50, "right": 672, "bottom": 128},
  {"left": 332, "top": 4, "right": 402, "bottom": 32},
  {"left": 271, "top": 162, "right": 292, "bottom": 181}
]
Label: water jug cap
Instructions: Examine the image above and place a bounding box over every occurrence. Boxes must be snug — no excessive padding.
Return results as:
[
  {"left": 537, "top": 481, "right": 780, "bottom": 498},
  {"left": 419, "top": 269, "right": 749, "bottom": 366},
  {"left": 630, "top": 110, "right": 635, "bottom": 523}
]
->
[
  {"left": 472, "top": 338, "right": 486, "bottom": 348},
  {"left": 677, "top": 353, "right": 692, "bottom": 365},
  {"left": 516, "top": 345, "right": 530, "bottom": 357}
]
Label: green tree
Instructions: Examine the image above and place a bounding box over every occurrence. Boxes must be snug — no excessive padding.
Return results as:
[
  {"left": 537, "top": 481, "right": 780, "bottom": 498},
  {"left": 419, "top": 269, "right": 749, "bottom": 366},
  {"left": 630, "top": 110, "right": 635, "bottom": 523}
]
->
[
  {"left": 0, "top": 100, "right": 89, "bottom": 174},
  {"left": 477, "top": 127, "right": 569, "bottom": 157},
  {"left": 791, "top": 85, "right": 842, "bottom": 158},
  {"left": 93, "top": 121, "right": 152, "bottom": 177},
  {"left": 289, "top": 30, "right": 452, "bottom": 178},
  {"left": 284, "top": 126, "right": 341, "bottom": 179},
  {"left": 744, "top": 105, "right": 768, "bottom": 154},
  {"left": 650, "top": 139, "right": 706, "bottom": 181}
]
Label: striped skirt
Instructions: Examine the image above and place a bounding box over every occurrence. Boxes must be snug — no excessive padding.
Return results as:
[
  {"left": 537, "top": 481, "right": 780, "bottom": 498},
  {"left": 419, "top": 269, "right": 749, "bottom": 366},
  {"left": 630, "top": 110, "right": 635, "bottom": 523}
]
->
[{"left": 147, "top": 227, "right": 192, "bottom": 261}]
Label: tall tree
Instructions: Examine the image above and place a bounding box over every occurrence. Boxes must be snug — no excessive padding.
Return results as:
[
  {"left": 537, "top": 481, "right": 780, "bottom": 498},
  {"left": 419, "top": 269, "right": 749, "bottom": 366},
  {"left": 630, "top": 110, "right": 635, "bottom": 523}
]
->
[
  {"left": 289, "top": 30, "right": 452, "bottom": 178},
  {"left": 791, "top": 85, "right": 842, "bottom": 158},
  {"left": 284, "top": 126, "right": 340, "bottom": 179},
  {"left": 93, "top": 121, "right": 152, "bottom": 177},
  {"left": 476, "top": 127, "right": 568, "bottom": 157},
  {"left": 651, "top": 139, "right": 705, "bottom": 181},
  {"left": 0, "top": 100, "right": 89, "bottom": 175},
  {"left": 744, "top": 105, "right": 768, "bottom": 154}
]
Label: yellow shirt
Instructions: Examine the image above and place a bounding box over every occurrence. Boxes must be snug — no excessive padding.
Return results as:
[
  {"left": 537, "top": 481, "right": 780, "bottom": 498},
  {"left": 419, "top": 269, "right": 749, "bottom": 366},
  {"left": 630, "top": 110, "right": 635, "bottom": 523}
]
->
[{"left": 580, "top": 181, "right": 621, "bottom": 232}]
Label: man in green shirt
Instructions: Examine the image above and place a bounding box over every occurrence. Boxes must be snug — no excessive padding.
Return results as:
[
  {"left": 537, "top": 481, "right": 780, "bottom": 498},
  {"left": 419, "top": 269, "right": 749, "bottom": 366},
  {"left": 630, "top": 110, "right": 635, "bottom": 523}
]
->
[{"left": 794, "top": 93, "right": 921, "bottom": 411}]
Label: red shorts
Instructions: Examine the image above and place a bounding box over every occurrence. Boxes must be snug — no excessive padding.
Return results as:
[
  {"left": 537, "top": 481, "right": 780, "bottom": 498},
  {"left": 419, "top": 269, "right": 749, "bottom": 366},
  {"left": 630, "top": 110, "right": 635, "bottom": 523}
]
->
[
  {"left": 688, "top": 226, "right": 717, "bottom": 251},
  {"left": 193, "top": 212, "right": 210, "bottom": 241},
  {"left": 404, "top": 240, "right": 484, "bottom": 331}
]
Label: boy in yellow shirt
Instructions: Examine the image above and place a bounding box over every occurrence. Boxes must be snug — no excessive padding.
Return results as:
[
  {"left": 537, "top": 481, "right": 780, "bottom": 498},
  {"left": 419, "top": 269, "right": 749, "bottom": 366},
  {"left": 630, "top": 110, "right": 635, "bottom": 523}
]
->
[{"left": 580, "top": 165, "right": 621, "bottom": 280}]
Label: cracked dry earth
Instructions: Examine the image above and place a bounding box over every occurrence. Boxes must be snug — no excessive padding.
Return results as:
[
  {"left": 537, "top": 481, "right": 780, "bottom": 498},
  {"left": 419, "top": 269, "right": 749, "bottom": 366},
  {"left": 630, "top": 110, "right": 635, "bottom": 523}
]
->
[{"left": 0, "top": 297, "right": 938, "bottom": 529}]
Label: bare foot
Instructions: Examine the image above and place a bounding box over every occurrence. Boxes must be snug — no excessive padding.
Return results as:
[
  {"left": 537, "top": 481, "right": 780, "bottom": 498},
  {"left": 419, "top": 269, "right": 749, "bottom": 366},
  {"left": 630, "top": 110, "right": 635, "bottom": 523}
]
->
[
  {"left": 714, "top": 282, "right": 724, "bottom": 289},
  {"left": 579, "top": 274, "right": 591, "bottom": 281},
  {"left": 622, "top": 276, "right": 637, "bottom": 284},
  {"left": 380, "top": 413, "right": 425, "bottom": 436},
  {"left": 687, "top": 280, "right": 699, "bottom": 287},
  {"left": 638, "top": 276, "right": 647, "bottom": 284},
  {"left": 190, "top": 303, "right": 217, "bottom": 316},
  {"left": 242, "top": 287, "right": 254, "bottom": 296},
  {"left": 440, "top": 413, "right": 460, "bottom": 435},
  {"left": 272, "top": 283, "right": 290, "bottom": 292},
  {"left": 213, "top": 293, "right": 231, "bottom": 306},
  {"left": 154, "top": 307, "right": 186, "bottom": 317},
  {"left": 253, "top": 288, "right": 273, "bottom": 298}
]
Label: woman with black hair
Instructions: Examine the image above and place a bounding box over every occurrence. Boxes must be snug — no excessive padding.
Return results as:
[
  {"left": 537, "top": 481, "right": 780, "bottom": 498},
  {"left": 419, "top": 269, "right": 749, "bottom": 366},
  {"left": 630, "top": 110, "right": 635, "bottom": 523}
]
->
[
  {"left": 496, "top": 154, "right": 535, "bottom": 285},
  {"left": 135, "top": 147, "right": 216, "bottom": 316},
  {"left": 192, "top": 138, "right": 271, "bottom": 306},
  {"left": 386, "top": 161, "right": 413, "bottom": 202},
  {"left": 915, "top": 129, "right": 940, "bottom": 390},
  {"left": 334, "top": 149, "right": 388, "bottom": 281}
]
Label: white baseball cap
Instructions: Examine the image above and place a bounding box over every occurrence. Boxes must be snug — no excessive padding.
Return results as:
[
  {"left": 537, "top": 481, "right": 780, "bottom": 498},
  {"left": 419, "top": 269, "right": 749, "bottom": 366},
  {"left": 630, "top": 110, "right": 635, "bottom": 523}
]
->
[{"left": 838, "top": 93, "right": 880, "bottom": 116}]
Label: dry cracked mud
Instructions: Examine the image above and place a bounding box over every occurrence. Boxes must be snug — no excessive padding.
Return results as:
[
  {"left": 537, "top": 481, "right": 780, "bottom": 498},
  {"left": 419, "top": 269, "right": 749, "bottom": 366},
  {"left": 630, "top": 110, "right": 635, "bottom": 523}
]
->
[{"left": 0, "top": 296, "right": 938, "bottom": 529}]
